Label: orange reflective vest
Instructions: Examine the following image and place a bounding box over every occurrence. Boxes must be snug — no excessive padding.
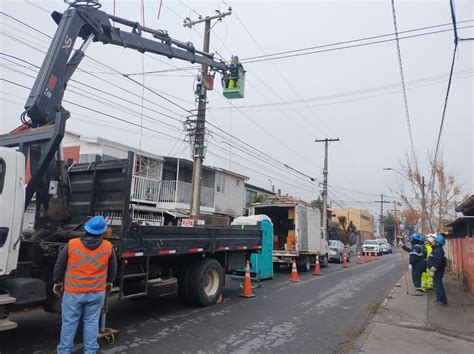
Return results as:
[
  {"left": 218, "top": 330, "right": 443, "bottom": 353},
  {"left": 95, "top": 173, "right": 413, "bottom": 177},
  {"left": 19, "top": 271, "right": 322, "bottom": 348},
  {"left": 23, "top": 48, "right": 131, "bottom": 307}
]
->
[{"left": 64, "top": 238, "right": 112, "bottom": 293}]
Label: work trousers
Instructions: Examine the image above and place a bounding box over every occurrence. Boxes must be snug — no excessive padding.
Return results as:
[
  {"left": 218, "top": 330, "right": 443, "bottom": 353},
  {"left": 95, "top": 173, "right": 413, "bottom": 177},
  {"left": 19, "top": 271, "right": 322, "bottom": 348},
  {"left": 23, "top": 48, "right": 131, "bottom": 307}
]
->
[
  {"left": 421, "top": 269, "right": 434, "bottom": 291},
  {"left": 57, "top": 290, "right": 105, "bottom": 354},
  {"left": 433, "top": 269, "right": 447, "bottom": 304},
  {"left": 411, "top": 263, "right": 425, "bottom": 289}
]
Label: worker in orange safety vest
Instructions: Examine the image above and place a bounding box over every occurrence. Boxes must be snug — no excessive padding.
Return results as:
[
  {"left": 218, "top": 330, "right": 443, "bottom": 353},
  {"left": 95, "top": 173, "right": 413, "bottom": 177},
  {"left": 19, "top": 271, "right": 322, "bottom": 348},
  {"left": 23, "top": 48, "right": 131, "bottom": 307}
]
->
[{"left": 53, "top": 216, "right": 117, "bottom": 354}]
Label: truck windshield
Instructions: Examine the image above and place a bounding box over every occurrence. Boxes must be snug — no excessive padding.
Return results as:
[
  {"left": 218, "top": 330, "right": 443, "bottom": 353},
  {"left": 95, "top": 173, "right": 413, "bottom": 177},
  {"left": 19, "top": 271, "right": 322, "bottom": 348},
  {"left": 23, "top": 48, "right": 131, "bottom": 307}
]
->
[{"left": 364, "top": 240, "right": 378, "bottom": 245}]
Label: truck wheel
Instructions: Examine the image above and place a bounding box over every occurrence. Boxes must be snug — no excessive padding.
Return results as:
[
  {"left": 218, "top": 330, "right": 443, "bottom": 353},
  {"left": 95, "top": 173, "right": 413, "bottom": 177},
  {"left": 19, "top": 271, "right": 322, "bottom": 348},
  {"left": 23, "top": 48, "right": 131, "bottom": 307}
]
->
[
  {"left": 188, "top": 258, "right": 224, "bottom": 307},
  {"left": 178, "top": 265, "right": 194, "bottom": 304},
  {"left": 297, "top": 256, "right": 311, "bottom": 272}
]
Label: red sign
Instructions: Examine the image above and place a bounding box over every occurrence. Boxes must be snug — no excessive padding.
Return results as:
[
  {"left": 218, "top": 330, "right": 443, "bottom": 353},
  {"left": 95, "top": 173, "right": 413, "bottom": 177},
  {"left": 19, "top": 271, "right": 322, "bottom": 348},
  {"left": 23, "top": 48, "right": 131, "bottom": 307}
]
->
[{"left": 181, "top": 219, "right": 194, "bottom": 228}]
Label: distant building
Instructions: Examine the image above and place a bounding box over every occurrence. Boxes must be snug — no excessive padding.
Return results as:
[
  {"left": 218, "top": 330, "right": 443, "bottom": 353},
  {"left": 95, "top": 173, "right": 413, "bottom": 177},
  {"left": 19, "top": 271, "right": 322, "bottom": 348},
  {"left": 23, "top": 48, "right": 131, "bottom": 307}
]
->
[
  {"left": 245, "top": 183, "right": 276, "bottom": 207},
  {"left": 331, "top": 208, "right": 375, "bottom": 242}
]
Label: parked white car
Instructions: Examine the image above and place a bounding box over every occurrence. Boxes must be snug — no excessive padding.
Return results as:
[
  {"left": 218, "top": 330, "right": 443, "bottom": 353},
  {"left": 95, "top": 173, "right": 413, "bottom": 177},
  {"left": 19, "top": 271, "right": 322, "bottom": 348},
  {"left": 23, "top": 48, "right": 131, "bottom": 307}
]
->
[
  {"left": 378, "top": 239, "right": 392, "bottom": 254},
  {"left": 362, "top": 240, "right": 381, "bottom": 255}
]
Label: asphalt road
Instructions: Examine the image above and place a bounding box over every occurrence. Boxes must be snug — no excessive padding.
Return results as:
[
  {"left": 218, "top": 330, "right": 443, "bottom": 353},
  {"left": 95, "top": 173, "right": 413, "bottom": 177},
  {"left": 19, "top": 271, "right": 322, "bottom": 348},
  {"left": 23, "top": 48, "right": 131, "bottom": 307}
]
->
[{"left": 0, "top": 253, "right": 404, "bottom": 353}]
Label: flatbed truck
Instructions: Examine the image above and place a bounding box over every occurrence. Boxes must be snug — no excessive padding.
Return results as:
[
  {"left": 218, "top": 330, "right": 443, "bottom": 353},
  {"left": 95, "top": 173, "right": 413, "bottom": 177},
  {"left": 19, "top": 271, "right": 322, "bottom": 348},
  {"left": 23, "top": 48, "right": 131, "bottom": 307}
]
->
[{"left": 0, "top": 1, "right": 261, "bottom": 332}]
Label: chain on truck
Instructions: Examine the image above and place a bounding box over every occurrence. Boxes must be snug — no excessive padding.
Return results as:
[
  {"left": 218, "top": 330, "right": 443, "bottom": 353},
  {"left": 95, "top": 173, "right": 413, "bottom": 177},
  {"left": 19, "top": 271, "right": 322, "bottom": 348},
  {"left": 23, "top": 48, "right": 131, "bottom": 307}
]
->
[{"left": 0, "top": 0, "right": 261, "bottom": 332}]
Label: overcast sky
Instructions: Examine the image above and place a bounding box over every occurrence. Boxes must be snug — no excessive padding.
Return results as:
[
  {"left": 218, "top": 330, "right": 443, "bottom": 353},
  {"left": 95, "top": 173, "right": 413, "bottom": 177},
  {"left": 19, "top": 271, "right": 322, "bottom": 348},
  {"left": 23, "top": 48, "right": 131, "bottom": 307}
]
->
[{"left": 1, "top": 0, "right": 473, "bottom": 215}]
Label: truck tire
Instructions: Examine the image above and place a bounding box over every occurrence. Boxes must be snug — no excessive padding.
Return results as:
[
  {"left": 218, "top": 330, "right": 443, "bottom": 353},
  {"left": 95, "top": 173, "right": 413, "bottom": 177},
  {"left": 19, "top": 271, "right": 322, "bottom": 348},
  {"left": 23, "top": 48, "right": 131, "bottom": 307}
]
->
[
  {"left": 188, "top": 258, "right": 224, "bottom": 307},
  {"left": 297, "top": 256, "right": 311, "bottom": 272},
  {"left": 178, "top": 265, "right": 194, "bottom": 304}
]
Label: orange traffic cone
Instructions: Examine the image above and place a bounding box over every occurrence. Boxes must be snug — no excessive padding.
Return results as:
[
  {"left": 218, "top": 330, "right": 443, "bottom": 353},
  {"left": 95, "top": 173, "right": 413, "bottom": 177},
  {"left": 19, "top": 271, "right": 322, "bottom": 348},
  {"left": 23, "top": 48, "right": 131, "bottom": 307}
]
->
[
  {"left": 368, "top": 252, "right": 372, "bottom": 262},
  {"left": 356, "top": 251, "right": 361, "bottom": 264},
  {"left": 313, "top": 255, "right": 321, "bottom": 276},
  {"left": 239, "top": 260, "right": 255, "bottom": 298},
  {"left": 364, "top": 252, "right": 368, "bottom": 263},
  {"left": 375, "top": 252, "right": 379, "bottom": 260},
  {"left": 343, "top": 253, "right": 348, "bottom": 269},
  {"left": 290, "top": 260, "right": 300, "bottom": 282}
]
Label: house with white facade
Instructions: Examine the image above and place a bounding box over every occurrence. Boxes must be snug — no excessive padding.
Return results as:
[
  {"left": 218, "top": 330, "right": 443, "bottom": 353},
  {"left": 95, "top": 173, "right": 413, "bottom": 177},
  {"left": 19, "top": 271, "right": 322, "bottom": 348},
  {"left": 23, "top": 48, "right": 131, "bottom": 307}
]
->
[{"left": 59, "top": 132, "right": 248, "bottom": 224}]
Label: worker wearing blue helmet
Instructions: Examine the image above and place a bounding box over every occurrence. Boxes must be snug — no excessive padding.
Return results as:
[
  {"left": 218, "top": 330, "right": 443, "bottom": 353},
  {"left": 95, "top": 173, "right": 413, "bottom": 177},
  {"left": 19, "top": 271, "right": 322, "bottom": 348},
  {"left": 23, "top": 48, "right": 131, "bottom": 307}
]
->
[
  {"left": 402, "top": 232, "right": 427, "bottom": 293},
  {"left": 427, "top": 235, "right": 448, "bottom": 305}
]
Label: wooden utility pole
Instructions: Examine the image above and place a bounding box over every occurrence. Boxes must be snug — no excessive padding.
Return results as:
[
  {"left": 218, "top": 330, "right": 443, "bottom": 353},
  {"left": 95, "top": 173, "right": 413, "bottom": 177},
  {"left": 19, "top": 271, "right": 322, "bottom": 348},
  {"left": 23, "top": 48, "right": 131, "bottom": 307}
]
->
[
  {"left": 374, "top": 194, "right": 390, "bottom": 238},
  {"left": 184, "top": 10, "right": 231, "bottom": 219},
  {"left": 315, "top": 138, "right": 339, "bottom": 239}
]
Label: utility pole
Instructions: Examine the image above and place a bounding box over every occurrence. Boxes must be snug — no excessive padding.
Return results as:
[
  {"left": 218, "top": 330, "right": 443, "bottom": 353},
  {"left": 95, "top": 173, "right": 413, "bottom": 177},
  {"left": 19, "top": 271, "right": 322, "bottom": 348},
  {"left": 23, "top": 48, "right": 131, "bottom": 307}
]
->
[
  {"left": 393, "top": 201, "right": 399, "bottom": 244},
  {"left": 420, "top": 175, "right": 426, "bottom": 234},
  {"left": 315, "top": 138, "right": 339, "bottom": 239},
  {"left": 374, "top": 194, "right": 390, "bottom": 239},
  {"left": 184, "top": 9, "right": 232, "bottom": 219}
]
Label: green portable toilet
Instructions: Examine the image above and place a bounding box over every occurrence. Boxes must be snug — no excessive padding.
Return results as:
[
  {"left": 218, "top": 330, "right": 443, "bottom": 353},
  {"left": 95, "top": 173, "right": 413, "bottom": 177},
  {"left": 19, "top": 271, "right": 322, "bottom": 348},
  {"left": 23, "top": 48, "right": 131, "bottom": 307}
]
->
[{"left": 231, "top": 215, "right": 273, "bottom": 281}]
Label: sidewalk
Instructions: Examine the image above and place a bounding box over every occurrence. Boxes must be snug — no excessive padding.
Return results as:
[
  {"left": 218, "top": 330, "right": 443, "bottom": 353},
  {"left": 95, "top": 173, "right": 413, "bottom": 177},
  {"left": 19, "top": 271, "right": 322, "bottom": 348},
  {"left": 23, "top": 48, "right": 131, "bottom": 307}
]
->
[{"left": 352, "top": 271, "right": 474, "bottom": 353}]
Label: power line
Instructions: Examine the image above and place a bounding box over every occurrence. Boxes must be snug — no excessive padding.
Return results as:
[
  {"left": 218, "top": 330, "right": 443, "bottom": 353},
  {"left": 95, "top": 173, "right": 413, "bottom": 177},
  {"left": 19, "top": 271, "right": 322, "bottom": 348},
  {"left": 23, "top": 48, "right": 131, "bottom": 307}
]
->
[
  {"left": 1, "top": 10, "right": 321, "bottom": 182},
  {"left": 390, "top": 0, "right": 417, "bottom": 169},
  {"left": 427, "top": 0, "right": 463, "bottom": 196},
  {"left": 240, "top": 25, "right": 474, "bottom": 64},
  {"left": 1, "top": 51, "right": 318, "bottom": 190},
  {"left": 240, "top": 19, "right": 474, "bottom": 62}
]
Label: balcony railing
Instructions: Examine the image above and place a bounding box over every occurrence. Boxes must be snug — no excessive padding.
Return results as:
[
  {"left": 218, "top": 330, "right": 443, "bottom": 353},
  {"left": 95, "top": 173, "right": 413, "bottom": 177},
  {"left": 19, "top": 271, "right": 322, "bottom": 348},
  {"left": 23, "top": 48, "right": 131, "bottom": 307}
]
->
[
  {"left": 131, "top": 175, "right": 161, "bottom": 204},
  {"left": 131, "top": 176, "right": 214, "bottom": 208}
]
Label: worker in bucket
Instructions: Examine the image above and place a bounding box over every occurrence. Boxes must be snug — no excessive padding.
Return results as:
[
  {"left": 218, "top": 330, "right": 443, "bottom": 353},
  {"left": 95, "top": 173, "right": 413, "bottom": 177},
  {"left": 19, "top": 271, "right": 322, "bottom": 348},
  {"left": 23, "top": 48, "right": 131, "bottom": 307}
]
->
[
  {"left": 421, "top": 235, "right": 435, "bottom": 292},
  {"left": 226, "top": 55, "right": 244, "bottom": 89},
  {"left": 53, "top": 215, "right": 117, "bottom": 354},
  {"left": 402, "top": 232, "right": 426, "bottom": 293},
  {"left": 427, "top": 235, "right": 448, "bottom": 305}
]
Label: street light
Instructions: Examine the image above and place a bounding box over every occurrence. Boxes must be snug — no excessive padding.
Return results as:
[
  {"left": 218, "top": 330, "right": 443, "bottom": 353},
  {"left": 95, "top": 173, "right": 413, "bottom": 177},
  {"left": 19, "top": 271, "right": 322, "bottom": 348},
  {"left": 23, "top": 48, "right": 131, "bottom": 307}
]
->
[
  {"left": 383, "top": 167, "right": 426, "bottom": 233},
  {"left": 268, "top": 178, "right": 275, "bottom": 192}
]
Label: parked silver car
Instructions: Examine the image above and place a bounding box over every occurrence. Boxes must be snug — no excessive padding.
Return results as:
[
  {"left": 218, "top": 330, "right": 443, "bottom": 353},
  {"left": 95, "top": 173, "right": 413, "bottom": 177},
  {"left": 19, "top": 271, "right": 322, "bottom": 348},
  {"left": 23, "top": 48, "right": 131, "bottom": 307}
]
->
[{"left": 329, "top": 240, "right": 351, "bottom": 263}]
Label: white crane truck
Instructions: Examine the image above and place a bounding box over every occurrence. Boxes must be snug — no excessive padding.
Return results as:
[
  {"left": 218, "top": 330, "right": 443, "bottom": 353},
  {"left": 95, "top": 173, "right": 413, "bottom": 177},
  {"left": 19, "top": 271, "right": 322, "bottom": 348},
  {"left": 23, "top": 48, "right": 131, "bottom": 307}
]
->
[{"left": 0, "top": 1, "right": 261, "bottom": 332}]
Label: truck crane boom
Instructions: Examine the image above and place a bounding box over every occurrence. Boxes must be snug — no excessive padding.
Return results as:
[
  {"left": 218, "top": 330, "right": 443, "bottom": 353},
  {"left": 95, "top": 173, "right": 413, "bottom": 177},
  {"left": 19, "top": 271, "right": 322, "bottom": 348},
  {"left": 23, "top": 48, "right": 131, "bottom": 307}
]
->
[
  {"left": 1, "top": 1, "right": 228, "bottom": 215},
  {"left": 26, "top": 3, "right": 227, "bottom": 127}
]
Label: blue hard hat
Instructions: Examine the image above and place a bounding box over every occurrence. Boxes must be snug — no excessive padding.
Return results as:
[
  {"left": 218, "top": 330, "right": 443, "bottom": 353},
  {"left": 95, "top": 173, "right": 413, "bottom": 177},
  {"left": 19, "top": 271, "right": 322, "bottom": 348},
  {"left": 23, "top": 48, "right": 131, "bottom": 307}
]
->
[
  {"left": 435, "top": 235, "right": 446, "bottom": 246},
  {"left": 411, "top": 232, "right": 425, "bottom": 242},
  {"left": 84, "top": 216, "right": 108, "bottom": 235}
]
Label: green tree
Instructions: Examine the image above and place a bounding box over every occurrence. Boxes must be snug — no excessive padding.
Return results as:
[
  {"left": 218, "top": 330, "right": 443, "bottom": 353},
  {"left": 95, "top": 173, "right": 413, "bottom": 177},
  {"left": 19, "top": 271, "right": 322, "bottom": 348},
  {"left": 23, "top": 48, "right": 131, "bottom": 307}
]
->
[
  {"left": 311, "top": 197, "right": 323, "bottom": 212},
  {"left": 251, "top": 193, "right": 268, "bottom": 204},
  {"left": 383, "top": 212, "right": 396, "bottom": 243}
]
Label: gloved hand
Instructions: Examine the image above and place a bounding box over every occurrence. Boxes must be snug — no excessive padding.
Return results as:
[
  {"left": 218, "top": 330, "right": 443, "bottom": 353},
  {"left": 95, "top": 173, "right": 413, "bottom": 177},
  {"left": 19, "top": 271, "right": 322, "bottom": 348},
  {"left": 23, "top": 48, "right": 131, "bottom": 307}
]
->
[
  {"left": 106, "top": 282, "right": 113, "bottom": 291},
  {"left": 53, "top": 283, "right": 63, "bottom": 297},
  {"left": 408, "top": 264, "right": 412, "bottom": 270},
  {"left": 429, "top": 267, "right": 436, "bottom": 277}
]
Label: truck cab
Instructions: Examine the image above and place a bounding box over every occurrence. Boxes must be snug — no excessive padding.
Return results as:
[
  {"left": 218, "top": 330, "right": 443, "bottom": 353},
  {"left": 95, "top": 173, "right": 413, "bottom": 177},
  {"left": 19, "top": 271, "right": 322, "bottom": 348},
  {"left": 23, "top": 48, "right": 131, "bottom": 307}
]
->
[
  {"left": 0, "top": 148, "right": 25, "bottom": 278},
  {"left": 0, "top": 148, "right": 25, "bottom": 331}
]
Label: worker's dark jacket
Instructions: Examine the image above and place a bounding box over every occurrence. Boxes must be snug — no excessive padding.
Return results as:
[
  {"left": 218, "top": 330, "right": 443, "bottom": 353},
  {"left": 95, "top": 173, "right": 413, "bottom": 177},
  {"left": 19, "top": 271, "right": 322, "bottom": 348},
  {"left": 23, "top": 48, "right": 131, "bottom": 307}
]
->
[
  {"left": 427, "top": 246, "right": 446, "bottom": 271},
  {"left": 228, "top": 63, "right": 243, "bottom": 79},
  {"left": 53, "top": 235, "right": 117, "bottom": 284},
  {"left": 402, "top": 243, "right": 426, "bottom": 267}
]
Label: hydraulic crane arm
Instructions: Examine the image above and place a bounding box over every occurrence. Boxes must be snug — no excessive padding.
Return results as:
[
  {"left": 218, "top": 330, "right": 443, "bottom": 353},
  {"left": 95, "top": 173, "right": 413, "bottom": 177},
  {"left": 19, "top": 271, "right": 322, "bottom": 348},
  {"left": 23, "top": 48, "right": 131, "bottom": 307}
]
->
[{"left": 25, "top": 3, "right": 227, "bottom": 127}]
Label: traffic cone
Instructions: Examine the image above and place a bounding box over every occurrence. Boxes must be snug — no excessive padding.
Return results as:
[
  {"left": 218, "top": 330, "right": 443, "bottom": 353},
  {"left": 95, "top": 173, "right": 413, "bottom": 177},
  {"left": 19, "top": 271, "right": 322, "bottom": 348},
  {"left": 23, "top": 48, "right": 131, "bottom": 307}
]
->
[
  {"left": 290, "top": 260, "right": 300, "bottom": 282},
  {"left": 313, "top": 255, "right": 321, "bottom": 276},
  {"left": 343, "top": 253, "right": 348, "bottom": 269},
  {"left": 239, "top": 260, "right": 255, "bottom": 298},
  {"left": 364, "top": 252, "right": 368, "bottom": 263},
  {"left": 367, "top": 252, "right": 372, "bottom": 262},
  {"left": 356, "top": 251, "right": 361, "bottom": 264},
  {"left": 375, "top": 252, "right": 379, "bottom": 260}
]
